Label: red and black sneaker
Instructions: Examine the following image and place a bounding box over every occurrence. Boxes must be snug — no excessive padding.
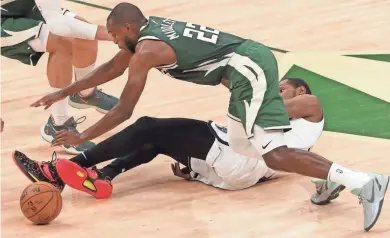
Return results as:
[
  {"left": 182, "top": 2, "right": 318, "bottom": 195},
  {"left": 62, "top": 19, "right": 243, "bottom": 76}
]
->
[
  {"left": 55, "top": 159, "right": 113, "bottom": 199},
  {"left": 12, "top": 151, "right": 65, "bottom": 191}
]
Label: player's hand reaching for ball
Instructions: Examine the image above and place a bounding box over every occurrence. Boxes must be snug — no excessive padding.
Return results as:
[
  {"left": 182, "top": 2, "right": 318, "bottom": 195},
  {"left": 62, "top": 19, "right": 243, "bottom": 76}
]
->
[
  {"left": 30, "top": 90, "right": 66, "bottom": 110},
  {"left": 52, "top": 130, "right": 83, "bottom": 147}
]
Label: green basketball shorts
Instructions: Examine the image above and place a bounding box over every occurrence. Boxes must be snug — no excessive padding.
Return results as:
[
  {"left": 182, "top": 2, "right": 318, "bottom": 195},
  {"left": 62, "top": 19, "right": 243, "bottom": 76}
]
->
[
  {"left": 1, "top": 8, "right": 74, "bottom": 66},
  {"left": 223, "top": 40, "right": 291, "bottom": 138}
]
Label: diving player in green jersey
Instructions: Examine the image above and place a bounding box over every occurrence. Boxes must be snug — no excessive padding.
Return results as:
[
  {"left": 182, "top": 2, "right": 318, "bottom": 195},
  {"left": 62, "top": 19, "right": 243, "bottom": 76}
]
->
[
  {"left": 31, "top": 2, "right": 388, "bottom": 231},
  {"left": 1, "top": 0, "right": 119, "bottom": 154}
]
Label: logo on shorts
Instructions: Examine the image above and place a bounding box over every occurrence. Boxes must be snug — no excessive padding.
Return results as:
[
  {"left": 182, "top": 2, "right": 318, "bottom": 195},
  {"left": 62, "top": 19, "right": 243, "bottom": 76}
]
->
[
  {"left": 2, "top": 25, "right": 42, "bottom": 48},
  {"left": 336, "top": 169, "right": 343, "bottom": 174},
  {"left": 262, "top": 140, "right": 272, "bottom": 149}
]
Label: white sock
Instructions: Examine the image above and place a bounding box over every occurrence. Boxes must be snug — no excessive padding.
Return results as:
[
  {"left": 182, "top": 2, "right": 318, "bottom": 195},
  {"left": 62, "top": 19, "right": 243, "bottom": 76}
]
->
[
  {"left": 328, "top": 163, "right": 371, "bottom": 191},
  {"left": 50, "top": 87, "right": 70, "bottom": 125},
  {"left": 74, "top": 63, "right": 96, "bottom": 97}
]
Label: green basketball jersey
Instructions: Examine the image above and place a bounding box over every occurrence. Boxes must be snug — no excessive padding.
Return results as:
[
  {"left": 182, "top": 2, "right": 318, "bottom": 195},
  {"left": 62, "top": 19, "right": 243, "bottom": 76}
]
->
[
  {"left": 139, "top": 16, "right": 246, "bottom": 85},
  {"left": 1, "top": 0, "right": 36, "bottom": 18}
]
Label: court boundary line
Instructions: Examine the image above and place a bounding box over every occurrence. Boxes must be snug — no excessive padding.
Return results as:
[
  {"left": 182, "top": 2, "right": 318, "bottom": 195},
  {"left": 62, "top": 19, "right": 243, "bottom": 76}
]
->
[
  {"left": 67, "top": 0, "right": 112, "bottom": 11},
  {"left": 66, "top": 0, "right": 390, "bottom": 60},
  {"left": 66, "top": 0, "right": 289, "bottom": 53}
]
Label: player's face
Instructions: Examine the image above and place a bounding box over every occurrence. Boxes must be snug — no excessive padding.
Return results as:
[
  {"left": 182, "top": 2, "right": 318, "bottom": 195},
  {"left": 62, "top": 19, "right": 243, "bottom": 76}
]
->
[
  {"left": 279, "top": 80, "right": 296, "bottom": 100},
  {"left": 107, "top": 20, "right": 139, "bottom": 53}
]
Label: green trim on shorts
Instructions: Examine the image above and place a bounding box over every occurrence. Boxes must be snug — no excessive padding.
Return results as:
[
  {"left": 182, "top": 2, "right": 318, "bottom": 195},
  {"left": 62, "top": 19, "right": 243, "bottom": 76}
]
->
[
  {"left": 224, "top": 40, "right": 290, "bottom": 137},
  {"left": 1, "top": 18, "right": 44, "bottom": 65},
  {"left": 1, "top": 8, "right": 73, "bottom": 66}
]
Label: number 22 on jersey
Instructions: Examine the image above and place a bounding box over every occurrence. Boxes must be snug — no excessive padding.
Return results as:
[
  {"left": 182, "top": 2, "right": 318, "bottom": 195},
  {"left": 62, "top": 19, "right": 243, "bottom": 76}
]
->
[{"left": 183, "top": 23, "right": 220, "bottom": 44}]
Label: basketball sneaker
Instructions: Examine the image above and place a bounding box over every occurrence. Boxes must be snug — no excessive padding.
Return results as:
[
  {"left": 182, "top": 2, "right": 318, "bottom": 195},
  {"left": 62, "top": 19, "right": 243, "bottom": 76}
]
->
[
  {"left": 41, "top": 116, "right": 96, "bottom": 154},
  {"left": 352, "top": 174, "right": 389, "bottom": 231},
  {"left": 55, "top": 159, "right": 113, "bottom": 199},
  {"left": 68, "top": 88, "right": 118, "bottom": 114},
  {"left": 12, "top": 151, "right": 65, "bottom": 191},
  {"left": 311, "top": 178, "right": 346, "bottom": 205}
]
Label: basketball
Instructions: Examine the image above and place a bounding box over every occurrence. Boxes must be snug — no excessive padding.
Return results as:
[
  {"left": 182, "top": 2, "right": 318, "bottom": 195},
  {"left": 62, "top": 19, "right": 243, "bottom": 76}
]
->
[{"left": 20, "top": 182, "right": 63, "bottom": 225}]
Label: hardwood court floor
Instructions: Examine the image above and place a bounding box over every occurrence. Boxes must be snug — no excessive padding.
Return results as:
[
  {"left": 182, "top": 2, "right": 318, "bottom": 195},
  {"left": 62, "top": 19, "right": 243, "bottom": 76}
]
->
[{"left": 1, "top": 1, "right": 390, "bottom": 237}]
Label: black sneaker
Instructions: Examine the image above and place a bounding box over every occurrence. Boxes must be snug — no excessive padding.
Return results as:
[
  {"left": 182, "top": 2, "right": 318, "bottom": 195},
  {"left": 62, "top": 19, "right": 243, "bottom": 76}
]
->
[{"left": 12, "top": 151, "right": 65, "bottom": 191}]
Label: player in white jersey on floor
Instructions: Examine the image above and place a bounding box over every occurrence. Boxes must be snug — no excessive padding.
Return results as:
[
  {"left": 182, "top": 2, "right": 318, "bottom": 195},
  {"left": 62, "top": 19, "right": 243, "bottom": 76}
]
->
[
  {"left": 13, "top": 77, "right": 385, "bottom": 230},
  {"left": 183, "top": 77, "right": 327, "bottom": 189},
  {"left": 28, "top": 3, "right": 388, "bottom": 231},
  {"left": 279, "top": 78, "right": 324, "bottom": 151},
  {"left": 13, "top": 77, "right": 327, "bottom": 192}
]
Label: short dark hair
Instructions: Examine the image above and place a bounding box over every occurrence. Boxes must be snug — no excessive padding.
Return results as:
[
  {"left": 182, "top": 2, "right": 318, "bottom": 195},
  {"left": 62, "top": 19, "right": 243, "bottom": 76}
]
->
[
  {"left": 282, "top": 77, "right": 312, "bottom": 95},
  {"left": 107, "top": 2, "right": 146, "bottom": 25}
]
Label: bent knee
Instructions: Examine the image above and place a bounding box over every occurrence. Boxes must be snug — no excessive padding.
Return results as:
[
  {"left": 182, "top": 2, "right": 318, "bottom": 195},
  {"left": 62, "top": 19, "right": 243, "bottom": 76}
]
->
[
  {"left": 263, "top": 146, "right": 289, "bottom": 159},
  {"left": 46, "top": 33, "right": 73, "bottom": 56},
  {"left": 134, "top": 116, "right": 158, "bottom": 129},
  {"left": 72, "top": 37, "right": 98, "bottom": 56},
  {"left": 262, "top": 146, "right": 289, "bottom": 169}
]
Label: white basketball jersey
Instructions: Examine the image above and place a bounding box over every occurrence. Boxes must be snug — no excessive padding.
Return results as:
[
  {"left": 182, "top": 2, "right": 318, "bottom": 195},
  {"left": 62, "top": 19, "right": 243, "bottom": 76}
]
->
[
  {"left": 284, "top": 116, "right": 324, "bottom": 151},
  {"left": 190, "top": 116, "right": 324, "bottom": 190}
]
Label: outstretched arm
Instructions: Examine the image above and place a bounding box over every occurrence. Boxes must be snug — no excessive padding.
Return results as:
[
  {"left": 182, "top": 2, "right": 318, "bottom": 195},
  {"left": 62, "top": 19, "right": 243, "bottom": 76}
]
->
[
  {"left": 52, "top": 40, "right": 177, "bottom": 146},
  {"left": 31, "top": 49, "right": 131, "bottom": 109},
  {"left": 76, "top": 48, "right": 152, "bottom": 142},
  {"left": 62, "top": 49, "right": 131, "bottom": 95}
]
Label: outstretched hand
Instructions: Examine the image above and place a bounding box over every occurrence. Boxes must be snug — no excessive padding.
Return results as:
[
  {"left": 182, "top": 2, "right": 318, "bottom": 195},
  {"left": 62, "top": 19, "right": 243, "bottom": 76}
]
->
[
  {"left": 30, "top": 90, "right": 66, "bottom": 110},
  {"left": 52, "top": 130, "right": 83, "bottom": 147}
]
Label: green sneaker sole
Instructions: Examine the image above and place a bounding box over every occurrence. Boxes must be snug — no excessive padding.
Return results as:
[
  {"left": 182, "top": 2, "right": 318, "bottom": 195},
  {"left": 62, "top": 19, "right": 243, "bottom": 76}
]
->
[{"left": 68, "top": 100, "right": 109, "bottom": 114}]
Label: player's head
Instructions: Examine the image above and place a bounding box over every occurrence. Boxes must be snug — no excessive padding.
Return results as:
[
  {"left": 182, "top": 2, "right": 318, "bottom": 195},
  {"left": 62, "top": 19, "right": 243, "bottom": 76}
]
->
[
  {"left": 107, "top": 3, "right": 147, "bottom": 53},
  {"left": 279, "top": 78, "right": 312, "bottom": 99}
]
